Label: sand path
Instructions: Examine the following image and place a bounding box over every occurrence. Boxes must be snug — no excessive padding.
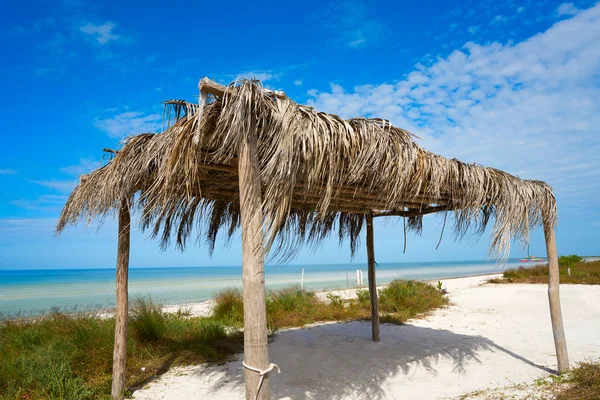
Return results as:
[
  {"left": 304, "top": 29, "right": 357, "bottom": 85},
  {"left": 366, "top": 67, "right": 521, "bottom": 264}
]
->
[{"left": 133, "top": 275, "right": 600, "bottom": 399}]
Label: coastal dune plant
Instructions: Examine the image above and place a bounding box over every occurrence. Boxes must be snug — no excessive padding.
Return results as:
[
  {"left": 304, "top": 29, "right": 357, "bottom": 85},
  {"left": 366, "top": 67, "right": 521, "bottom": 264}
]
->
[
  {"left": 212, "top": 288, "right": 244, "bottom": 324},
  {"left": 355, "top": 289, "right": 371, "bottom": 306},
  {"left": 0, "top": 280, "right": 448, "bottom": 399},
  {"left": 558, "top": 254, "right": 583, "bottom": 267},
  {"left": 558, "top": 360, "right": 600, "bottom": 399},
  {"left": 0, "top": 304, "right": 243, "bottom": 400},
  {"left": 129, "top": 297, "right": 167, "bottom": 342},
  {"left": 211, "top": 281, "right": 448, "bottom": 331},
  {"left": 489, "top": 259, "right": 599, "bottom": 284},
  {"left": 378, "top": 280, "right": 449, "bottom": 320}
]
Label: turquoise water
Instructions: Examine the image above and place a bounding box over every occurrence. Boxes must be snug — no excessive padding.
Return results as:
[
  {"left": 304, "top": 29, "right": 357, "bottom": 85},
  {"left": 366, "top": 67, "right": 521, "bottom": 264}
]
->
[{"left": 0, "top": 260, "right": 525, "bottom": 316}]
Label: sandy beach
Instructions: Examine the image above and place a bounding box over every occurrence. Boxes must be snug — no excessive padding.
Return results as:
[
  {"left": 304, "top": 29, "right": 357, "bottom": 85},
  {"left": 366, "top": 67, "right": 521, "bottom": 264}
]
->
[{"left": 133, "top": 274, "right": 600, "bottom": 399}]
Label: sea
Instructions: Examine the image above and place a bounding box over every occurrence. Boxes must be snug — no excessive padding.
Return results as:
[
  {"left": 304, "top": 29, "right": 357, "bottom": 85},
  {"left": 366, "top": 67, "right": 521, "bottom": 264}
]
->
[{"left": 0, "top": 259, "right": 526, "bottom": 317}]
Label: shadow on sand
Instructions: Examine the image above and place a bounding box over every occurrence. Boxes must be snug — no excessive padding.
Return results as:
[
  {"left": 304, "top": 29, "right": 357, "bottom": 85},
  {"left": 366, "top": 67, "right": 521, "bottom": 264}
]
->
[{"left": 178, "top": 321, "right": 554, "bottom": 400}]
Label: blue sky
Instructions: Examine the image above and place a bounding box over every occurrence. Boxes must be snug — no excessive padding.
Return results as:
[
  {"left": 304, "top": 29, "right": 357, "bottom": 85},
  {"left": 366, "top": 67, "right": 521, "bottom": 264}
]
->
[{"left": 1, "top": 0, "right": 599, "bottom": 270}]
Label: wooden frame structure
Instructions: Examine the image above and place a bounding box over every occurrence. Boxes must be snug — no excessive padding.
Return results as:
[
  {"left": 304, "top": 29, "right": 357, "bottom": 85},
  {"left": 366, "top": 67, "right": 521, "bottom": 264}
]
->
[{"left": 57, "top": 77, "right": 569, "bottom": 400}]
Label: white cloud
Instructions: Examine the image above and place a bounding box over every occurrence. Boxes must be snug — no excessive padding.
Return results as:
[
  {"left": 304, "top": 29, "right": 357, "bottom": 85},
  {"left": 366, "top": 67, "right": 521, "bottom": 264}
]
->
[
  {"left": 294, "top": 80, "right": 303, "bottom": 86},
  {"left": 237, "top": 70, "right": 281, "bottom": 82},
  {"left": 0, "top": 218, "right": 57, "bottom": 233},
  {"left": 0, "top": 168, "right": 17, "bottom": 175},
  {"left": 556, "top": 2, "right": 581, "bottom": 16},
  {"left": 320, "top": 0, "right": 385, "bottom": 48},
  {"left": 32, "top": 179, "right": 78, "bottom": 193},
  {"left": 60, "top": 157, "right": 102, "bottom": 176},
  {"left": 491, "top": 14, "right": 508, "bottom": 25},
  {"left": 307, "top": 4, "right": 600, "bottom": 210},
  {"left": 79, "top": 21, "right": 127, "bottom": 45},
  {"left": 94, "top": 111, "right": 162, "bottom": 138},
  {"left": 11, "top": 25, "right": 27, "bottom": 36},
  {"left": 11, "top": 195, "right": 68, "bottom": 210}
]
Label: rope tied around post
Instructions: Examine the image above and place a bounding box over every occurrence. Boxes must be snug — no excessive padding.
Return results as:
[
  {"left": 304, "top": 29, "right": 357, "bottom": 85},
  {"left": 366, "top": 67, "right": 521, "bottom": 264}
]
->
[{"left": 242, "top": 361, "right": 281, "bottom": 400}]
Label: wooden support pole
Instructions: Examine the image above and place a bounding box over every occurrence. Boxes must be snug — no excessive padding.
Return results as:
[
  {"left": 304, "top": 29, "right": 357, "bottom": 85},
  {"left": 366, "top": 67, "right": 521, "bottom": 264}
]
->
[
  {"left": 238, "top": 121, "right": 270, "bottom": 400},
  {"left": 111, "top": 199, "right": 130, "bottom": 400},
  {"left": 366, "top": 213, "right": 380, "bottom": 342},
  {"left": 543, "top": 221, "right": 569, "bottom": 373}
]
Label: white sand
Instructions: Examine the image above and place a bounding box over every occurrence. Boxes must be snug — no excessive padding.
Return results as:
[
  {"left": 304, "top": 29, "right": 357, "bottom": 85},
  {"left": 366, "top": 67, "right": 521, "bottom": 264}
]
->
[{"left": 132, "top": 275, "right": 600, "bottom": 399}]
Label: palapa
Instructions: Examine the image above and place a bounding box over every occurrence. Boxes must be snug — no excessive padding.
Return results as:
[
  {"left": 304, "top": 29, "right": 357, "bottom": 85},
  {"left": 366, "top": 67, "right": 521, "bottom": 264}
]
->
[
  {"left": 56, "top": 78, "right": 568, "bottom": 400},
  {"left": 57, "top": 79, "right": 556, "bottom": 258}
]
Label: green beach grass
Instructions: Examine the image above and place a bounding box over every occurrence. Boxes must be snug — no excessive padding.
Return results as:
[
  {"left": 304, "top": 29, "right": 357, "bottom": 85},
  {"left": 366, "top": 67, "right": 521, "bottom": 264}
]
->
[
  {"left": 0, "top": 279, "right": 447, "bottom": 400},
  {"left": 488, "top": 257, "right": 600, "bottom": 285}
]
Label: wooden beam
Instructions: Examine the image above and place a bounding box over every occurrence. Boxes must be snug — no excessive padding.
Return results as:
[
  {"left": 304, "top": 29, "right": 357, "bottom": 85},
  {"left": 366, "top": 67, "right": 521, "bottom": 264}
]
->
[
  {"left": 111, "top": 199, "right": 130, "bottom": 400},
  {"left": 238, "top": 119, "right": 271, "bottom": 399},
  {"left": 366, "top": 213, "right": 380, "bottom": 342},
  {"left": 544, "top": 221, "right": 569, "bottom": 373},
  {"left": 199, "top": 77, "right": 283, "bottom": 99},
  {"left": 199, "top": 77, "right": 227, "bottom": 97},
  {"left": 194, "top": 186, "right": 431, "bottom": 215},
  {"left": 372, "top": 205, "right": 451, "bottom": 218}
]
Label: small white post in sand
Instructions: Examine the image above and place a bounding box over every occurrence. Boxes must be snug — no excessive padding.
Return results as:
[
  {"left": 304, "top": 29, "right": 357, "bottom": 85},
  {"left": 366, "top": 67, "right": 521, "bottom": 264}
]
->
[
  {"left": 356, "top": 270, "right": 363, "bottom": 287},
  {"left": 301, "top": 268, "right": 304, "bottom": 290}
]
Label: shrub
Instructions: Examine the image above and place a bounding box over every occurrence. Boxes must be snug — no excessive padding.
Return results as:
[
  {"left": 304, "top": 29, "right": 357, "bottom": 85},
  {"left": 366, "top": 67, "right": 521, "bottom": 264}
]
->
[
  {"left": 270, "top": 286, "right": 315, "bottom": 311},
  {"left": 326, "top": 293, "right": 344, "bottom": 308},
  {"left": 195, "top": 319, "right": 227, "bottom": 342},
  {"left": 212, "top": 288, "right": 244, "bottom": 325},
  {"left": 558, "top": 254, "right": 582, "bottom": 267},
  {"left": 129, "top": 298, "right": 167, "bottom": 342},
  {"left": 356, "top": 289, "right": 371, "bottom": 306},
  {"left": 491, "top": 260, "right": 600, "bottom": 284},
  {"left": 36, "top": 358, "right": 94, "bottom": 400},
  {"left": 378, "top": 280, "right": 448, "bottom": 320},
  {"left": 266, "top": 286, "right": 323, "bottom": 328},
  {"left": 0, "top": 301, "right": 244, "bottom": 400}
]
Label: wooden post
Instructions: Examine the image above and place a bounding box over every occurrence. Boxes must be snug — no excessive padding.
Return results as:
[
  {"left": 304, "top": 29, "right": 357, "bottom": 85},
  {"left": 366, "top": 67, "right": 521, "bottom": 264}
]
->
[
  {"left": 238, "top": 121, "right": 270, "bottom": 399},
  {"left": 366, "top": 213, "right": 380, "bottom": 342},
  {"left": 543, "top": 221, "right": 569, "bottom": 373},
  {"left": 111, "top": 199, "right": 130, "bottom": 400}
]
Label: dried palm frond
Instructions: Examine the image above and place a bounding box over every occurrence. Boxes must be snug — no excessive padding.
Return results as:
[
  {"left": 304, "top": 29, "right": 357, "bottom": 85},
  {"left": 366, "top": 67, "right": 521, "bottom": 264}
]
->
[{"left": 57, "top": 79, "right": 557, "bottom": 260}]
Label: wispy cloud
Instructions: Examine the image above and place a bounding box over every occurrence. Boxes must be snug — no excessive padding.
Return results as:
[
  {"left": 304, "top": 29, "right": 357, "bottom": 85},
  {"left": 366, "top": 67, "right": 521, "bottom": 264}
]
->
[
  {"left": 59, "top": 157, "right": 102, "bottom": 176},
  {"left": 319, "top": 0, "right": 385, "bottom": 48},
  {"left": 18, "top": 158, "right": 101, "bottom": 207},
  {"left": 0, "top": 169, "right": 17, "bottom": 175},
  {"left": 32, "top": 179, "right": 78, "bottom": 193},
  {"left": 94, "top": 111, "right": 162, "bottom": 138},
  {"left": 491, "top": 14, "right": 508, "bottom": 25},
  {"left": 294, "top": 80, "right": 303, "bottom": 86},
  {"left": 556, "top": 2, "right": 581, "bottom": 17},
  {"left": 79, "top": 21, "right": 129, "bottom": 45},
  {"left": 236, "top": 70, "right": 282, "bottom": 82},
  {"left": 0, "top": 218, "right": 57, "bottom": 233},
  {"left": 11, "top": 195, "right": 68, "bottom": 210},
  {"left": 10, "top": 25, "right": 27, "bottom": 36},
  {"left": 307, "top": 4, "right": 600, "bottom": 210}
]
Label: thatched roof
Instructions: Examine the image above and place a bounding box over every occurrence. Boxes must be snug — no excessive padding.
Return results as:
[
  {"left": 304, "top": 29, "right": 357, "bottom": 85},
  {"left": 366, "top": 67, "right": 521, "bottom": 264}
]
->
[{"left": 57, "top": 78, "right": 557, "bottom": 259}]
